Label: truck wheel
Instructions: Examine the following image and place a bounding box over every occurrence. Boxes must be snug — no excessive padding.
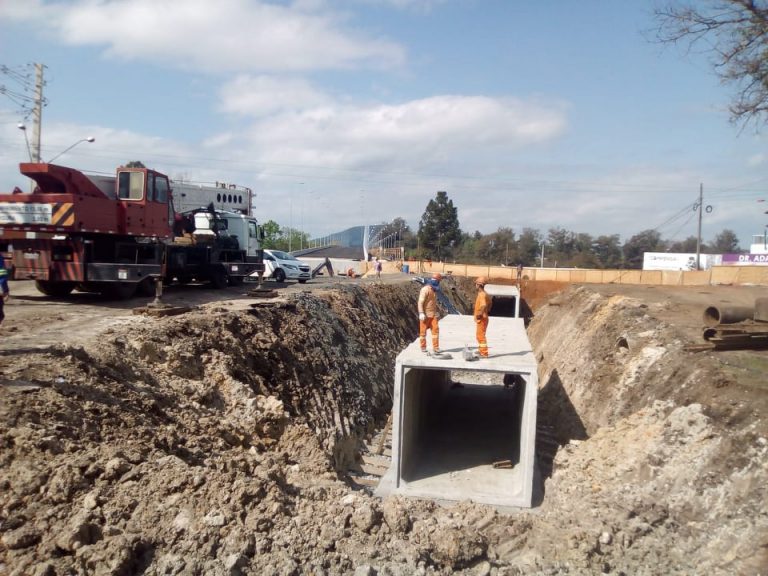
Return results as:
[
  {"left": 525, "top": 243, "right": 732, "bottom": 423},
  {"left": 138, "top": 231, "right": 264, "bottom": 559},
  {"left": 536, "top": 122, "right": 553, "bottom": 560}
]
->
[
  {"left": 274, "top": 268, "right": 286, "bottom": 283},
  {"left": 35, "top": 280, "right": 76, "bottom": 297},
  {"left": 210, "top": 268, "right": 229, "bottom": 289},
  {"left": 298, "top": 279, "right": 308, "bottom": 284}
]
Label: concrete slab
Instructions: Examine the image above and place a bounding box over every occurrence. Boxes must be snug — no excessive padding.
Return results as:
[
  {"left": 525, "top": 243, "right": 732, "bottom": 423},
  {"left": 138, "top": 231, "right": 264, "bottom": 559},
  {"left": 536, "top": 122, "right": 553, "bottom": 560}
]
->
[{"left": 376, "top": 315, "right": 538, "bottom": 508}]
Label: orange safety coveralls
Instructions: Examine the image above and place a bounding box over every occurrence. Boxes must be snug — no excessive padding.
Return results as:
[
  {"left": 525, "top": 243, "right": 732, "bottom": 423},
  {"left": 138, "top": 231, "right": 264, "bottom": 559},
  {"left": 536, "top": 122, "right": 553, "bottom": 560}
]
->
[
  {"left": 474, "top": 288, "right": 492, "bottom": 357},
  {"left": 418, "top": 284, "right": 440, "bottom": 351}
]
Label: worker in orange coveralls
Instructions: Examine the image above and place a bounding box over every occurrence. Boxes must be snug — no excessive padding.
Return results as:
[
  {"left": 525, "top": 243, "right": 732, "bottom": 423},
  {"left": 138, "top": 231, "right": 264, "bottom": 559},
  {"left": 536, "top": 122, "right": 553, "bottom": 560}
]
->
[
  {"left": 474, "top": 276, "right": 492, "bottom": 358},
  {"left": 418, "top": 273, "right": 442, "bottom": 354}
]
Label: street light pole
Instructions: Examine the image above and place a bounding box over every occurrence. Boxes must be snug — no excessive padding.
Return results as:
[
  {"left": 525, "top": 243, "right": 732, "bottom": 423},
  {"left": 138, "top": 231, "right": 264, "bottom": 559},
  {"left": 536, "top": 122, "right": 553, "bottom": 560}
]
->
[{"left": 47, "top": 137, "right": 95, "bottom": 163}]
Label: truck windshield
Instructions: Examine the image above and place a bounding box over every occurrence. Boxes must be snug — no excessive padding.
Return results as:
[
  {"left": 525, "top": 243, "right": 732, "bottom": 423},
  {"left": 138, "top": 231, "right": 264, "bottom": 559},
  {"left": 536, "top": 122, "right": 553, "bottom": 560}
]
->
[{"left": 118, "top": 172, "right": 144, "bottom": 201}]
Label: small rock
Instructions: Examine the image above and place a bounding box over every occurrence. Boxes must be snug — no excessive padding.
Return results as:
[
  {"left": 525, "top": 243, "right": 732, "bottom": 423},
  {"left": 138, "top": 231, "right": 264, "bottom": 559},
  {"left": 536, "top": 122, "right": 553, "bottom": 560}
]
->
[
  {"left": 352, "top": 503, "right": 379, "bottom": 533},
  {"left": 599, "top": 531, "right": 612, "bottom": 545},
  {"left": 474, "top": 560, "right": 492, "bottom": 576},
  {"left": 173, "top": 510, "right": 192, "bottom": 532},
  {"left": 103, "top": 457, "right": 131, "bottom": 480},
  {"left": 757, "top": 437, "right": 767, "bottom": 447},
  {"left": 204, "top": 510, "right": 226, "bottom": 527},
  {"left": 82, "top": 491, "right": 100, "bottom": 510},
  {"left": 340, "top": 494, "right": 358, "bottom": 506},
  {"left": 354, "top": 565, "right": 375, "bottom": 576},
  {"left": 1, "top": 525, "right": 41, "bottom": 549}
]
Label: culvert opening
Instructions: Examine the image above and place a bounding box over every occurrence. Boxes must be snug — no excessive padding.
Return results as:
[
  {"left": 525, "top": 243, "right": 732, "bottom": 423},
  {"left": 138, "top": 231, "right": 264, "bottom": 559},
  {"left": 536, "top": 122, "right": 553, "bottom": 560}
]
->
[{"left": 401, "top": 368, "right": 526, "bottom": 480}]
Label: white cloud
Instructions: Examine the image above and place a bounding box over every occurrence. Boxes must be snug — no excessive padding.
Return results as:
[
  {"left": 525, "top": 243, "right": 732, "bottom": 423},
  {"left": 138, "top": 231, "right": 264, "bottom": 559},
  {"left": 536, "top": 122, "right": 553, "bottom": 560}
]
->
[
  {"left": 354, "top": 0, "right": 446, "bottom": 10},
  {"left": 244, "top": 95, "right": 568, "bottom": 171},
  {"left": 218, "top": 75, "right": 331, "bottom": 117},
  {"left": 2, "top": 0, "right": 405, "bottom": 72},
  {"left": 747, "top": 153, "right": 765, "bottom": 167}
]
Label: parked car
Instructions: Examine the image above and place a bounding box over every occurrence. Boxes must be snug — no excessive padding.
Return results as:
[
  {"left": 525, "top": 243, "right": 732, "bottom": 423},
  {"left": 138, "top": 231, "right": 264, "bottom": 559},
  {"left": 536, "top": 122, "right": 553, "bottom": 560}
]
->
[{"left": 262, "top": 249, "right": 311, "bottom": 283}]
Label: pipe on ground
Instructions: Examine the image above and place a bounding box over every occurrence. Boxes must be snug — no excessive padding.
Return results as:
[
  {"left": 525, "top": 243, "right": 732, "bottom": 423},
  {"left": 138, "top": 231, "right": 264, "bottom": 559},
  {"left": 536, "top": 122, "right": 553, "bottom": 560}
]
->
[{"left": 703, "top": 305, "right": 754, "bottom": 327}]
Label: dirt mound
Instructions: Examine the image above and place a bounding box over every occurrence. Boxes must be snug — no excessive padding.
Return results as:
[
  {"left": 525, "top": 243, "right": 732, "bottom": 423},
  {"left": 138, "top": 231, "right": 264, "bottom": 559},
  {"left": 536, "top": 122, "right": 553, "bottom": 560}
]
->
[{"left": 1, "top": 281, "right": 766, "bottom": 575}]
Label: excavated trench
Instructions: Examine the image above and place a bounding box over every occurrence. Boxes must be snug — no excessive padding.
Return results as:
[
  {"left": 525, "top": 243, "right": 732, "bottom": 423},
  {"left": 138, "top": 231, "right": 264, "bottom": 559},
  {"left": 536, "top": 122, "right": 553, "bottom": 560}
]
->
[{"left": 1, "top": 279, "right": 766, "bottom": 575}]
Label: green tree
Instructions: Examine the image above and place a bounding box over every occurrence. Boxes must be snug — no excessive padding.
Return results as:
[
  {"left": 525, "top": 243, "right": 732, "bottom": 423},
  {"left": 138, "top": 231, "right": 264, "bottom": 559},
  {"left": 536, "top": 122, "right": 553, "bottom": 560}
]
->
[
  {"left": 496, "top": 227, "right": 517, "bottom": 265},
  {"left": 592, "top": 234, "right": 623, "bottom": 268},
  {"left": 710, "top": 228, "right": 742, "bottom": 252},
  {"left": 417, "top": 191, "right": 462, "bottom": 261},
  {"left": 454, "top": 231, "right": 479, "bottom": 263},
  {"left": 260, "top": 220, "right": 282, "bottom": 249},
  {"left": 512, "top": 228, "right": 542, "bottom": 266},
  {"left": 654, "top": 1, "right": 768, "bottom": 127},
  {"left": 125, "top": 160, "right": 146, "bottom": 168},
  {"left": 623, "top": 229, "right": 664, "bottom": 269},
  {"left": 378, "top": 216, "right": 414, "bottom": 252},
  {"left": 546, "top": 227, "right": 577, "bottom": 267},
  {"left": 570, "top": 233, "right": 598, "bottom": 268},
  {"left": 667, "top": 235, "right": 700, "bottom": 253}
]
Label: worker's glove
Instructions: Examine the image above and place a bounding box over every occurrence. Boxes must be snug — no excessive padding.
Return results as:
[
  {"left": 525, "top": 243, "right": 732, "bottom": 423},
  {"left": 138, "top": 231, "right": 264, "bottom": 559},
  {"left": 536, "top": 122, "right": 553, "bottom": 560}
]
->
[{"left": 418, "top": 313, "right": 426, "bottom": 321}]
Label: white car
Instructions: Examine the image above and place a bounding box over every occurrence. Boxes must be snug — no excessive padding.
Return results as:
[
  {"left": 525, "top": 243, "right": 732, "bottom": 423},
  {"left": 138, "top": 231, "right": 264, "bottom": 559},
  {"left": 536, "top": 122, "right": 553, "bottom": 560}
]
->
[{"left": 262, "top": 249, "right": 311, "bottom": 283}]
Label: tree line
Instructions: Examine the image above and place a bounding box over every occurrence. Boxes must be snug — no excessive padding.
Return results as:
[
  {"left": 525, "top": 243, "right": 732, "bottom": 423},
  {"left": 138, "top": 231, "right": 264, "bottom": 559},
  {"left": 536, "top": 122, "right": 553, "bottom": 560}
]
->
[
  {"left": 261, "top": 189, "right": 745, "bottom": 270},
  {"left": 376, "top": 191, "right": 744, "bottom": 270}
]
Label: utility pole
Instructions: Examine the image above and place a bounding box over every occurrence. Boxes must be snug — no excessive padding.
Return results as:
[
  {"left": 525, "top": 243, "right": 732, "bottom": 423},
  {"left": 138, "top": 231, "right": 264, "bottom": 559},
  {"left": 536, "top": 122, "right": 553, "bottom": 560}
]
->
[
  {"left": 696, "top": 183, "right": 703, "bottom": 271},
  {"left": 31, "top": 63, "right": 45, "bottom": 162}
]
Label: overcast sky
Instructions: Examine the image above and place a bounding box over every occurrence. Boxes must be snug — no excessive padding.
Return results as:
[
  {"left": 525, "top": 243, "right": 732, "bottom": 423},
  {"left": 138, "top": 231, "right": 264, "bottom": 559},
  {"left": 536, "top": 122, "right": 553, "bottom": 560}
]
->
[{"left": 1, "top": 0, "right": 766, "bottom": 248}]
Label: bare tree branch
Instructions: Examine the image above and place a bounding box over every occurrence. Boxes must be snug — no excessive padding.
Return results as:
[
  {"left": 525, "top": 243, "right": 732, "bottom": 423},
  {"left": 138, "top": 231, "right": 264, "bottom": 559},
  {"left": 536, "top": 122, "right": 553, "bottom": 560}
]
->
[{"left": 654, "top": 0, "right": 768, "bottom": 128}]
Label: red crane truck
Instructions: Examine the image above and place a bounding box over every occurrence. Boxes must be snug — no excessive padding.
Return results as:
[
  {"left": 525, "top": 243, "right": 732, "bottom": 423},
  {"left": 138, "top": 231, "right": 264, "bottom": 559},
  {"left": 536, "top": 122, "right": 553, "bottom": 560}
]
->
[{"left": 0, "top": 162, "right": 264, "bottom": 298}]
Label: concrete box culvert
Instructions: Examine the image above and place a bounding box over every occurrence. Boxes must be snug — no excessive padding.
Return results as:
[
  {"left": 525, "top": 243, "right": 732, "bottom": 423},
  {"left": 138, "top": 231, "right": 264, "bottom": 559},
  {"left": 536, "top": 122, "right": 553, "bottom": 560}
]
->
[{"left": 376, "top": 315, "right": 538, "bottom": 508}]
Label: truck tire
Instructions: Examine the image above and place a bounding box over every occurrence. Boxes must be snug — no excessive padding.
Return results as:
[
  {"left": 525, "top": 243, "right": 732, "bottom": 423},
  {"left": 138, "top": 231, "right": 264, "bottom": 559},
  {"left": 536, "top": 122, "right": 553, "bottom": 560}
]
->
[
  {"left": 274, "top": 268, "right": 286, "bottom": 283},
  {"left": 298, "top": 279, "right": 308, "bottom": 284},
  {"left": 35, "top": 280, "right": 76, "bottom": 297},
  {"left": 210, "top": 268, "right": 229, "bottom": 289}
]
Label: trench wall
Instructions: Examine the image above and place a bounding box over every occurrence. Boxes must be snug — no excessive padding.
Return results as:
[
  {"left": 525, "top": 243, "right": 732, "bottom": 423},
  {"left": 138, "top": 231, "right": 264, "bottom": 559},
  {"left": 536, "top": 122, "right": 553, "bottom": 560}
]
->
[{"left": 525, "top": 285, "right": 707, "bottom": 440}]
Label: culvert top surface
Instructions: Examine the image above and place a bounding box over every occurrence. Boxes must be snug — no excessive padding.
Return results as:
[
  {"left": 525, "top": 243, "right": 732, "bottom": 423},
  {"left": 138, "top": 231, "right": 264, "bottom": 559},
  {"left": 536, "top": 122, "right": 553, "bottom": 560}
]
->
[{"left": 1, "top": 278, "right": 767, "bottom": 575}]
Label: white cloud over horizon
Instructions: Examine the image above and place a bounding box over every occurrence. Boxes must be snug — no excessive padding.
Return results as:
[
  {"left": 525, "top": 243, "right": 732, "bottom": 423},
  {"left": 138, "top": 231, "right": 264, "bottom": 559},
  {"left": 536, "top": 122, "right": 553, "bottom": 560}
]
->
[{"left": 2, "top": 0, "right": 406, "bottom": 72}]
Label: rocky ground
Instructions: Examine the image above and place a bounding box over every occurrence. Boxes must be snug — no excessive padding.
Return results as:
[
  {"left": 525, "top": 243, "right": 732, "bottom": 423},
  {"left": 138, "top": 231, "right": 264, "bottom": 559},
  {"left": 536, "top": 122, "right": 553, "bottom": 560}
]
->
[{"left": 0, "top": 276, "right": 766, "bottom": 575}]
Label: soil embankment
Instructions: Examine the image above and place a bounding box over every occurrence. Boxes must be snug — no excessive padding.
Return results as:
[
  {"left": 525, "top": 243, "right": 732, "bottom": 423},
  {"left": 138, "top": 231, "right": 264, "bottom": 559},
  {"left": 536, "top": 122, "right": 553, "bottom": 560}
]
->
[{"left": 1, "top": 280, "right": 766, "bottom": 575}]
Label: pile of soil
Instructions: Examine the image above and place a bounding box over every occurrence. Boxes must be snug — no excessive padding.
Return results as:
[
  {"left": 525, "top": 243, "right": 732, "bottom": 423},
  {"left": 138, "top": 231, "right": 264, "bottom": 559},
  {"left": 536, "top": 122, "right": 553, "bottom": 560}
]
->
[{"left": 1, "top": 280, "right": 766, "bottom": 575}]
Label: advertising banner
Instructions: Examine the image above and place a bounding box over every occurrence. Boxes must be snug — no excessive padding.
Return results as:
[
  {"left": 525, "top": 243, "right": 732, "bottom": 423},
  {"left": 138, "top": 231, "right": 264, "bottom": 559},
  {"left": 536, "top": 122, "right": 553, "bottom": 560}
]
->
[
  {"left": 721, "top": 253, "right": 768, "bottom": 266},
  {"left": 642, "top": 253, "right": 721, "bottom": 271}
]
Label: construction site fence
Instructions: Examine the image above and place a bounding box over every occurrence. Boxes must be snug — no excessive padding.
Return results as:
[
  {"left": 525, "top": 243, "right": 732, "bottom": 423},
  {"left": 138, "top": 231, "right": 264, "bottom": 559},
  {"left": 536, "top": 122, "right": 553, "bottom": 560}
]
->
[{"left": 403, "top": 261, "right": 768, "bottom": 287}]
